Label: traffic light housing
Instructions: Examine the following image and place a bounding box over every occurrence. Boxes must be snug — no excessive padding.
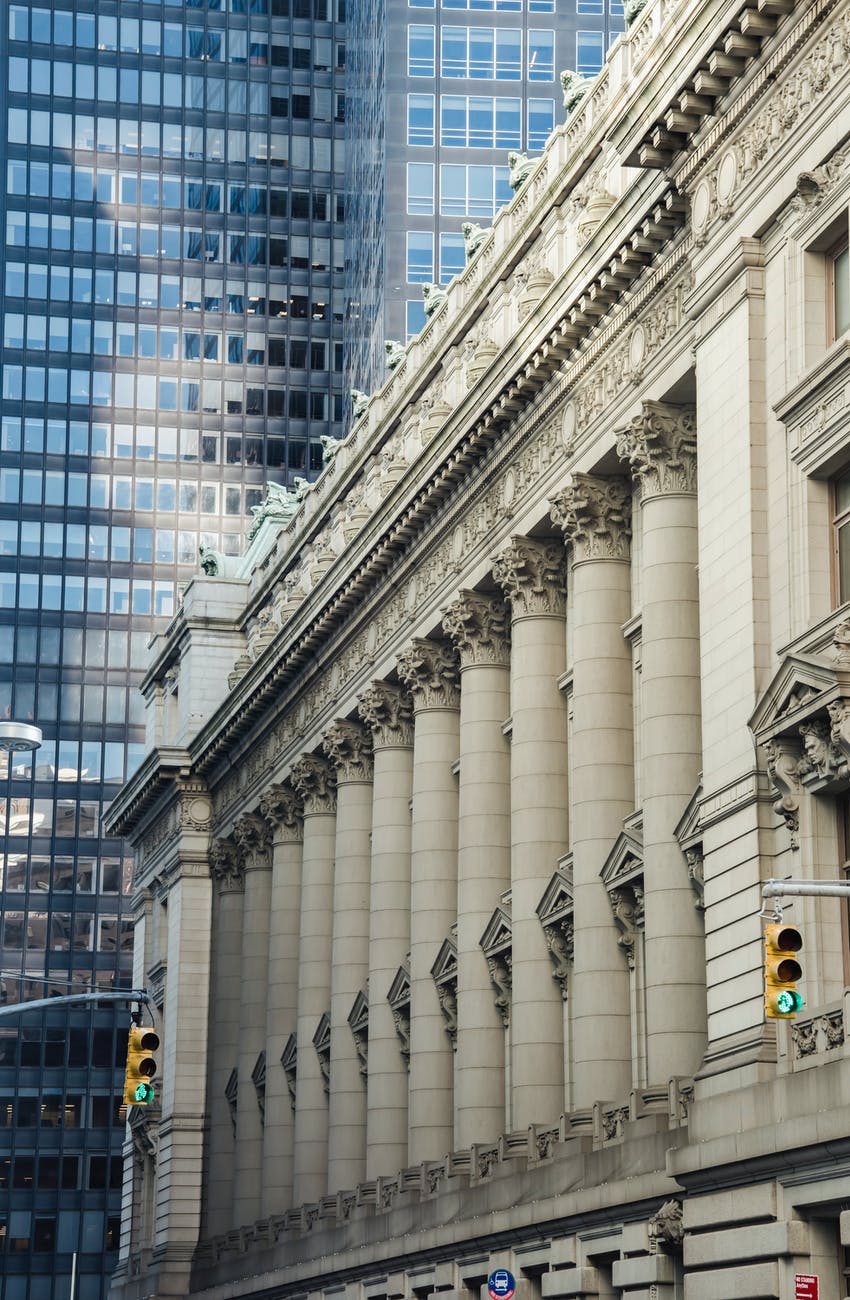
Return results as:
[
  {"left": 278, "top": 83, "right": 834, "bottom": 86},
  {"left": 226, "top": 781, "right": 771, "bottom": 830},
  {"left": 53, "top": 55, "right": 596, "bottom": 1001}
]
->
[
  {"left": 123, "top": 1025, "right": 160, "bottom": 1105},
  {"left": 763, "top": 921, "right": 804, "bottom": 1019}
]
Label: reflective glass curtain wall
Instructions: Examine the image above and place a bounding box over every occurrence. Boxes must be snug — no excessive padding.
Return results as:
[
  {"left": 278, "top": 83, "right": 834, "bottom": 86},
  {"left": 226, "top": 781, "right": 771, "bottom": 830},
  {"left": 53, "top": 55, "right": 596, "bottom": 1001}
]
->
[
  {"left": 0, "top": 2, "right": 346, "bottom": 1297},
  {"left": 344, "top": 0, "right": 621, "bottom": 395}
]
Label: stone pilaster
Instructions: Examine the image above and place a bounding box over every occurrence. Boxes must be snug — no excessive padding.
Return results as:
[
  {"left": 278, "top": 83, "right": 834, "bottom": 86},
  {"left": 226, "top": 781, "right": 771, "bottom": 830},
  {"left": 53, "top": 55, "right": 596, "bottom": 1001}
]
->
[
  {"left": 322, "top": 720, "right": 374, "bottom": 1193},
  {"left": 551, "top": 475, "right": 634, "bottom": 1107},
  {"left": 492, "top": 537, "right": 568, "bottom": 1129},
  {"left": 232, "top": 812, "right": 272, "bottom": 1227},
  {"left": 289, "top": 754, "right": 337, "bottom": 1206},
  {"left": 357, "top": 681, "right": 414, "bottom": 1179},
  {"left": 616, "top": 403, "right": 705, "bottom": 1083},
  {"left": 397, "top": 639, "right": 460, "bottom": 1164},
  {"left": 205, "top": 838, "right": 243, "bottom": 1237},
  {"left": 258, "top": 782, "right": 303, "bottom": 1216},
  {"left": 442, "top": 591, "right": 512, "bottom": 1147}
]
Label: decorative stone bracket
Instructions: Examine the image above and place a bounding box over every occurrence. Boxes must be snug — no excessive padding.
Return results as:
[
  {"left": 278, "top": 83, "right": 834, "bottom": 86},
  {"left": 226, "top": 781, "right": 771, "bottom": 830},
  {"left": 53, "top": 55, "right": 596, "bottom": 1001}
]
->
[
  {"left": 480, "top": 904, "right": 512, "bottom": 1027},
  {"left": 252, "top": 1051, "right": 266, "bottom": 1121},
  {"left": 281, "top": 1034, "right": 297, "bottom": 1112},
  {"left": 313, "top": 1013, "right": 331, "bottom": 1095},
  {"left": 387, "top": 963, "right": 411, "bottom": 1071},
  {"left": 536, "top": 861, "right": 574, "bottom": 998},
  {"left": 431, "top": 933, "right": 459, "bottom": 1049},
  {"left": 348, "top": 990, "right": 369, "bottom": 1079},
  {"left": 224, "top": 1068, "right": 238, "bottom": 1135},
  {"left": 601, "top": 827, "right": 645, "bottom": 969}
]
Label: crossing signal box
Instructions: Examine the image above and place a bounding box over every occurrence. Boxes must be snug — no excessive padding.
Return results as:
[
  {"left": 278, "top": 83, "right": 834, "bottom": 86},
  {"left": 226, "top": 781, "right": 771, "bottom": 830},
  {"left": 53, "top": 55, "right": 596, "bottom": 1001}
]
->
[
  {"left": 763, "top": 922, "right": 804, "bottom": 1019},
  {"left": 123, "top": 1025, "right": 160, "bottom": 1106}
]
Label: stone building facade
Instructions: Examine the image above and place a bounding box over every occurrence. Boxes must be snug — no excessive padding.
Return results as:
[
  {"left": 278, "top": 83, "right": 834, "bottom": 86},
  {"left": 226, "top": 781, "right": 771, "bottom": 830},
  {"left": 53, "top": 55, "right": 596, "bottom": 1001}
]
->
[{"left": 107, "top": 0, "right": 850, "bottom": 1296}]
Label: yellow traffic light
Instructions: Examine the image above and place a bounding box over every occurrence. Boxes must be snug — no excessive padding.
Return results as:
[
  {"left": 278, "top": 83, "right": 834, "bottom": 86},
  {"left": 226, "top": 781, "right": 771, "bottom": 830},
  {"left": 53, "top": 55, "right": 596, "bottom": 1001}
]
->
[
  {"left": 123, "top": 1025, "right": 160, "bottom": 1106},
  {"left": 763, "top": 921, "right": 804, "bottom": 1019}
]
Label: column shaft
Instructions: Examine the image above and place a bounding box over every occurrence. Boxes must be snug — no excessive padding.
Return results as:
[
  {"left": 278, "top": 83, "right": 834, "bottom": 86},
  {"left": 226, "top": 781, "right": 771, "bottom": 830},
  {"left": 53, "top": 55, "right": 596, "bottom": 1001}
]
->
[
  {"left": 443, "top": 592, "right": 511, "bottom": 1148},
  {"left": 205, "top": 840, "right": 243, "bottom": 1238}
]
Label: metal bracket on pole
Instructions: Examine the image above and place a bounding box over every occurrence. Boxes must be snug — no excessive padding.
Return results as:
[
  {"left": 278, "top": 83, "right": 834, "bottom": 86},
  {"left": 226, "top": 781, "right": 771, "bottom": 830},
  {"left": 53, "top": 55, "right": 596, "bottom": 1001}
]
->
[
  {"left": 0, "top": 989, "right": 151, "bottom": 1021},
  {"left": 760, "top": 879, "right": 850, "bottom": 920}
]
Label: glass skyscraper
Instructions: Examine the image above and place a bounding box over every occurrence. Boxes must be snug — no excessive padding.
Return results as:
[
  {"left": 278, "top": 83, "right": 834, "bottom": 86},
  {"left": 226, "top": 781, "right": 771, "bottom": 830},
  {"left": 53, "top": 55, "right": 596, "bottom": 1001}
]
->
[
  {"left": 0, "top": 2, "right": 345, "bottom": 1297},
  {"left": 345, "top": 0, "right": 622, "bottom": 393}
]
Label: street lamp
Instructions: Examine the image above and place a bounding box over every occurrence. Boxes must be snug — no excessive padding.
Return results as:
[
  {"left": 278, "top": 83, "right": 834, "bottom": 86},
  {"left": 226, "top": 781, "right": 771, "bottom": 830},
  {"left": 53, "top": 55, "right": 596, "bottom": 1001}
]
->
[{"left": 0, "top": 721, "right": 43, "bottom": 753}]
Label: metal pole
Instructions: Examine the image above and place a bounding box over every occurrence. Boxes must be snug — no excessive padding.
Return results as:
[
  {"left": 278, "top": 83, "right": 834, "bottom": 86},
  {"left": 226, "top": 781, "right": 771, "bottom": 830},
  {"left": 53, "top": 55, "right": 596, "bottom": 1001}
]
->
[
  {"left": 0, "top": 989, "right": 150, "bottom": 1020},
  {"left": 70, "top": 1251, "right": 77, "bottom": 1300},
  {"left": 762, "top": 879, "right": 850, "bottom": 901}
]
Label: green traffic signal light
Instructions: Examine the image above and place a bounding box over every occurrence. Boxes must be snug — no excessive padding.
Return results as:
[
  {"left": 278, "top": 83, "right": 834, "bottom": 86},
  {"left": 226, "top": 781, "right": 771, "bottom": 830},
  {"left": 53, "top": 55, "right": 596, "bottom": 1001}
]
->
[
  {"left": 133, "top": 1082, "right": 155, "bottom": 1104},
  {"left": 775, "top": 988, "right": 804, "bottom": 1015}
]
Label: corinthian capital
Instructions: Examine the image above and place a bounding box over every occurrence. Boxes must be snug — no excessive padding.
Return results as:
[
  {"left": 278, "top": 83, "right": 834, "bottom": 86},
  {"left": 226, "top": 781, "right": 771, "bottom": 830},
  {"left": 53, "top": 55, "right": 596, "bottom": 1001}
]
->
[
  {"left": 322, "top": 719, "right": 374, "bottom": 783},
  {"left": 396, "top": 638, "right": 460, "bottom": 711},
  {"left": 615, "top": 401, "right": 697, "bottom": 499},
  {"left": 491, "top": 536, "right": 566, "bottom": 618},
  {"left": 259, "top": 782, "right": 304, "bottom": 841},
  {"left": 357, "top": 681, "right": 414, "bottom": 748},
  {"left": 290, "top": 753, "right": 338, "bottom": 815},
  {"left": 442, "top": 590, "right": 510, "bottom": 668},
  {"left": 550, "top": 473, "right": 632, "bottom": 562},
  {"left": 210, "top": 837, "right": 243, "bottom": 893},
  {"left": 232, "top": 812, "right": 272, "bottom": 871}
]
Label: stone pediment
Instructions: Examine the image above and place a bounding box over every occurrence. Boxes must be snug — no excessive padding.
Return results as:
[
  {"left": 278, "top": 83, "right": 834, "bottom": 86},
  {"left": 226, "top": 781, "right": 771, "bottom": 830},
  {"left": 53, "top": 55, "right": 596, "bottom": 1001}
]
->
[
  {"left": 674, "top": 784, "right": 702, "bottom": 851},
  {"left": 536, "top": 864, "right": 574, "bottom": 926},
  {"left": 387, "top": 963, "right": 411, "bottom": 1009},
  {"left": 431, "top": 937, "right": 458, "bottom": 985},
  {"left": 348, "top": 990, "right": 369, "bottom": 1033},
  {"left": 480, "top": 906, "right": 512, "bottom": 958},
  {"left": 600, "top": 826, "right": 643, "bottom": 889},
  {"left": 748, "top": 650, "right": 846, "bottom": 744}
]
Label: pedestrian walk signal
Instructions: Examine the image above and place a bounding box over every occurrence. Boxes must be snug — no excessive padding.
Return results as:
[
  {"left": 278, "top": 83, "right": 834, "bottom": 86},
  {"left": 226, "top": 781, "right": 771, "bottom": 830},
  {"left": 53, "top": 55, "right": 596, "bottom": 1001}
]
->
[
  {"left": 123, "top": 1025, "right": 160, "bottom": 1106},
  {"left": 763, "top": 922, "right": 804, "bottom": 1019}
]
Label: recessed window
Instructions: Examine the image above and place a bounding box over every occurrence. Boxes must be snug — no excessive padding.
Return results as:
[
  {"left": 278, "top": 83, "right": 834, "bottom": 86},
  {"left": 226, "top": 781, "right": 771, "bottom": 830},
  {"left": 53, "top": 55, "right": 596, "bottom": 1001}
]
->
[
  {"left": 833, "top": 467, "right": 850, "bottom": 605},
  {"left": 830, "top": 240, "right": 850, "bottom": 342}
]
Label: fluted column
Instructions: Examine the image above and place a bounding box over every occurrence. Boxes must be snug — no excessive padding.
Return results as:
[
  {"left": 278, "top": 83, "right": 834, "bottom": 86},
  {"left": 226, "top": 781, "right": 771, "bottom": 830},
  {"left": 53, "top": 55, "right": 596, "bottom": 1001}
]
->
[
  {"left": 492, "top": 537, "right": 568, "bottom": 1130},
  {"left": 289, "top": 754, "right": 337, "bottom": 1205},
  {"left": 232, "top": 813, "right": 272, "bottom": 1226},
  {"left": 358, "top": 682, "right": 414, "bottom": 1180},
  {"left": 258, "top": 782, "right": 303, "bottom": 1217},
  {"left": 397, "top": 639, "right": 460, "bottom": 1165},
  {"left": 616, "top": 402, "right": 705, "bottom": 1082},
  {"left": 322, "top": 720, "right": 374, "bottom": 1193},
  {"left": 205, "top": 838, "right": 243, "bottom": 1237},
  {"left": 442, "top": 591, "right": 511, "bottom": 1148},
  {"left": 551, "top": 475, "right": 634, "bottom": 1107}
]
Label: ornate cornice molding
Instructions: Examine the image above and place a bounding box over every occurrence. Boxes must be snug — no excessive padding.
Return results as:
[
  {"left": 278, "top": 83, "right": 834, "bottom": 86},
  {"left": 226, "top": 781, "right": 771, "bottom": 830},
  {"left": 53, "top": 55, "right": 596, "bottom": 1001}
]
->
[
  {"left": 210, "top": 837, "right": 243, "bottom": 894},
  {"left": 492, "top": 537, "right": 567, "bottom": 618},
  {"left": 441, "top": 590, "right": 510, "bottom": 669},
  {"left": 357, "top": 682, "right": 414, "bottom": 749},
  {"left": 615, "top": 401, "right": 697, "bottom": 499},
  {"left": 232, "top": 812, "right": 272, "bottom": 872},
  {"left": 396, "top": 639, "right": 460, "bottom": 712},
  {"left": 290, "top": 754, "right": 338, "bottom": 815},
  {"left": 322, "top": 719, "right": 374, "bottom": 784},
  {"left": 259, "top": 782, "right": 304, "bottom": 841},
  {"left": 550, "top": 473, "right": 632, "bottom": 562}
]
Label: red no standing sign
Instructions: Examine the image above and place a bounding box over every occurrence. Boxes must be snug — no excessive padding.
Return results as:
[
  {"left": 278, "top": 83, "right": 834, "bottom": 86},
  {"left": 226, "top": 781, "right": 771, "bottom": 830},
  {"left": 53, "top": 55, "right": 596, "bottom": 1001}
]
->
[{"left": 795, "top": 1276, "right": 818, "bottom": 1300}]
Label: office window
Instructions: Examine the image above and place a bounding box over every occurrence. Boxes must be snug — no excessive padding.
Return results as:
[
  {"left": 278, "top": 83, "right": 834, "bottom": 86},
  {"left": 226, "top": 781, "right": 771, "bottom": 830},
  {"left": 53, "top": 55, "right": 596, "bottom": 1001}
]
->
[
  {"left": 527, "top": 98, "right": 555, "bottom": 149},
  {"left": 407, "top": 231, "right": 434, "bottom": 284},
  {"left": 439, "top": 233, "right": 466, "bottom": 284},
  {"left": 408, "top": 25, "right": 436, "bottom": 75},
  {"left": 528, "top": 30, "right": 555, "bottom": 79},
  {"left": 831, "top": 240, "right": 850, "bottom": 342},
  {"left": 834, "top": 468, "right": 850, "bottom": 606},
  {"left": 441, "top": 27, "right": 521, "bottom": 79},
  {"left": 439, "top": 163, "right": 511, "bottom": 217},
  {"left": 406, "top": 299, "right": 428, "bottom": 340},
  {"left": 576, "top": 30, "right": 605, "bottom": 75},
  {"left": 407, "top": 162, "right": 435, "bottom": 215},
  {"left": 441, "top": 96, "right": 521, "bottom": 148},
  {"left": 408, "top": 94, "right": 436, "bottom": 146},
  {"left": 577, "top": 0, "right": 604, "bottom": 10}
]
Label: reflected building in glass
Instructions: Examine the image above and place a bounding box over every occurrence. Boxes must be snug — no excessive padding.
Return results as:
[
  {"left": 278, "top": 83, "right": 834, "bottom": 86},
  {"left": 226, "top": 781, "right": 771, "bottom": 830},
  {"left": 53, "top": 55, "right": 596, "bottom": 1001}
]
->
[
  {"left": 345, "top": 0, "right": 623, "bottom": 393},
  {"left": 0, "top": 2, "right": 345, "bottom": 1297}
]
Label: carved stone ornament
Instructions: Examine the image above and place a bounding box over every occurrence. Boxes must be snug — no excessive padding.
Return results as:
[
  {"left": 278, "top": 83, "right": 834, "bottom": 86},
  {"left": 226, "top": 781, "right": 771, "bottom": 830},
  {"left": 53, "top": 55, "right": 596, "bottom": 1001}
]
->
[
  {"left": 608, "top": 883, "right": 644, "bottom": 969},
  {"left": 615, "top": 402, "right": 697, "bottom": 499},
  {"left": 761, "top": 736, "right": 802, "bottom": 849},
  {"left": 281, "top": 1034, "right": 297, "bottom": 1112},
  {"left": 322, "top": 719, "right": 374, "bottom": 783},
  {"left": 648, "top": 1198, "right": 684, "bottom": 1251},
  {"left": 387, "top": 963, "right": 411, "bottom": 1071},
  {"left": 492, "top": 536, "right": 567, "bottom": 618},
  {"left": 209, "top": 837, "right": 243, "bottom": 893},
  {"left": 259, "top": 782, "right": 304, "bottom": 841},
  {"left": 290, "top": 753, "right": 338, "bottom": 815},
  {"left": 129, "top": 1105, "right": 157, "bottom": 1162},
  {"left": 224, "top": 1068, "right": 238, "bottom": 1135},
  {"left": 431, "top": 937, "right": 459, "bottom": 1050},
  {"left": 251, "top": 1051, "right": 266, "bottom": 1119},
  {"left": 685, "top": 849, "right": 705, "bottom": 910},
  {"left": 396, "top": 638, "right": 460, "bottom": 711},
  {"left": 313, "top": 1013, "right": 331, "bottom": 1095},
  {"left": 232, "top": 812, "right": 271, "bottom": 872},
  {"left": 348, "top": 990, "right": 369, "bottom": 1079},
  {"left": 442, "top": 590, "right": 510, "bottom": 668},
  {"left": 798, "top": 718, "right": 848, "bottom": 788},
  {"left": 486, "top": 953, "right": 512, "bottom": 1028},
  {"left": 357, "top": 681, "right": 414, "bottom": 748},
  {"left": 543, "top": 918, "right": 574, "bottom": 998},
  {"left": 550, "top": 473, "right": 632, "bottom": 562}
]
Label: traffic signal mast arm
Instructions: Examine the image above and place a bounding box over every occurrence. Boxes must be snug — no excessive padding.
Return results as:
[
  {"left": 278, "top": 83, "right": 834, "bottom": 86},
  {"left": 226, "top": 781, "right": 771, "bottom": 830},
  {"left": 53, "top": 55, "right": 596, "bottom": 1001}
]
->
[
  {"left": 0, "top": 989, "right": 151, "bottom": 1020},
  {"left": 763, "top": 879, "right": 850, "bottom": 901}
]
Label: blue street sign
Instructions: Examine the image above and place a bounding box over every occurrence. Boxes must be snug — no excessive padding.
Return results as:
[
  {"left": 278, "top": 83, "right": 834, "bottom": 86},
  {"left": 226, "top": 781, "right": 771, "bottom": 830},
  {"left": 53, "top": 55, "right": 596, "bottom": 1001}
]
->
[{"left": 488, "top": 1271, "right": 516, "bottom": 1300}]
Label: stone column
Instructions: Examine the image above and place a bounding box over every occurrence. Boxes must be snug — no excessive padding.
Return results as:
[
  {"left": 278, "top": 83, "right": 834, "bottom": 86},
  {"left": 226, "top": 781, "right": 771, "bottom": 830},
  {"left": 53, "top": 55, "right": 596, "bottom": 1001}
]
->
[
  {"left": 289, "top": 753, "right": 337, "bottom": 1206},
  {"left": 205, "top": 838, "right": 243, "bottom": 1238},
  {"left": 441, "top": 591, "right": 511, "bottom": 1148},
  {"left": 492, "top": 537, "right": 568, "bottom": 1131},
  {"left": 231, "top": 813, "right": 272, "bottom": 1227},
  {"left": 397, "top": 639, "right": 460, "bottom": 1165},
  {"left": 357, "top": 682, "right": 414, "bottom": 1180},
  {"left": 616, "top": 402, "right": 705, "bottom": 1082},
  {"left": 550, "top": 475, "right": 634, "bottom": 1107},
  {"left": 322, "top": 720, "right": 374, "bottom": 1194},
  {"left": 258, "top": 782, "right": 303, "bottom": 1217}
]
